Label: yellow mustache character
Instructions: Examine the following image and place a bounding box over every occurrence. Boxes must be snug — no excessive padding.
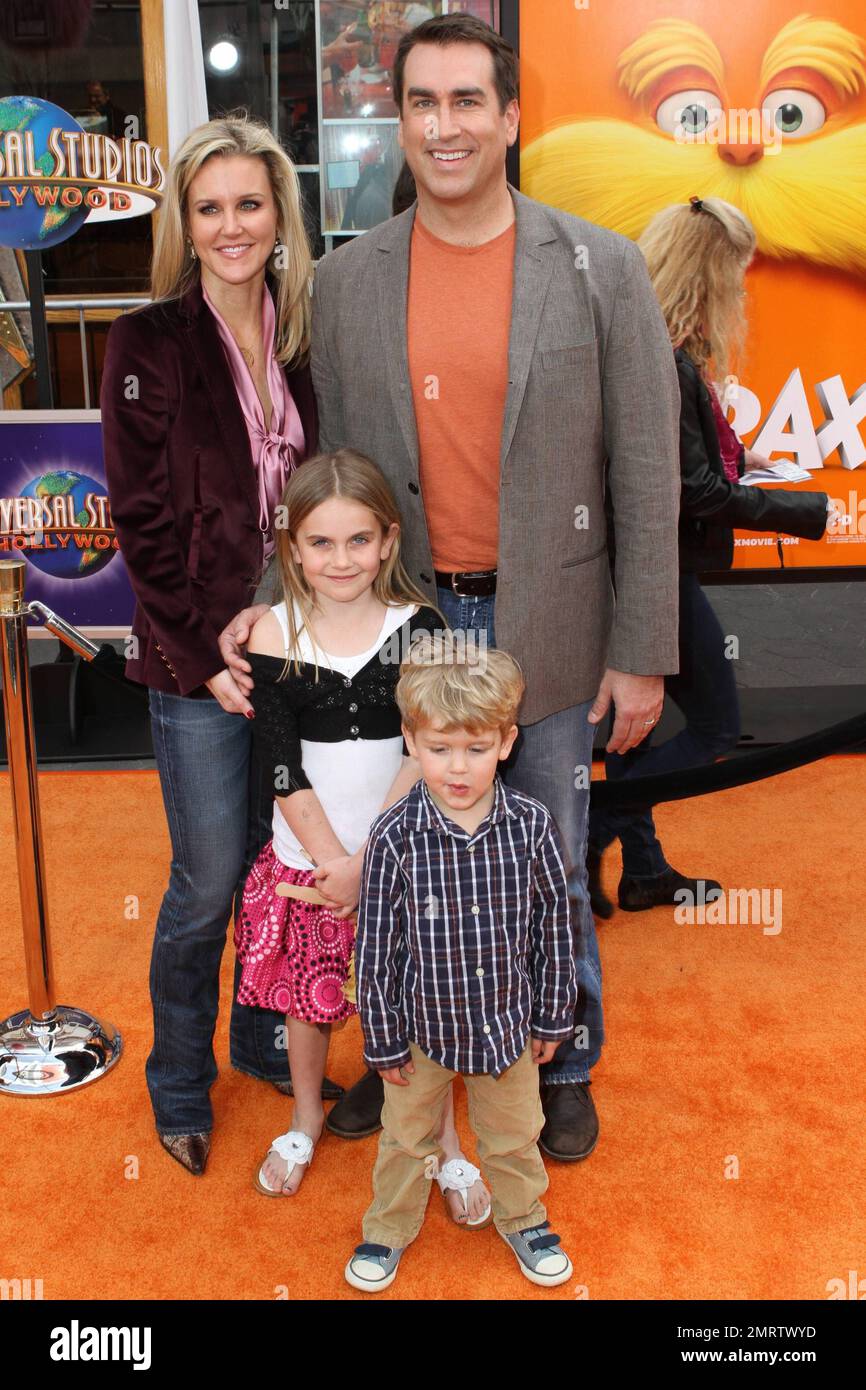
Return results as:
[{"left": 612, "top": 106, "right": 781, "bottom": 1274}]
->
[
  {"left": 522, "top": 116, "right": 866, "bottom": 275},
  {"left": 522, "top": 13, "right": 866, "bottom": 276}
]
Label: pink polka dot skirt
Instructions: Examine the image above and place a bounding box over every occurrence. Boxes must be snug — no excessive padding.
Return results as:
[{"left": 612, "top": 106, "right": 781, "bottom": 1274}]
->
[{"left": 234, "top": 841, "right": 357, "bottom": 1025}]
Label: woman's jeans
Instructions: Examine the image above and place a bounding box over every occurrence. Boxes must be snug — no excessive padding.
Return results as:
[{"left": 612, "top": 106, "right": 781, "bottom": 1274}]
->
[
  {"left": 588, "top": 573, "right": 741, "bottom": 878},
  {"left": 146, "top": 689, "right": 289, "bottom": 1135},
  {"left": 435, "top": 584, "right": 603, "bottom": 1085}
]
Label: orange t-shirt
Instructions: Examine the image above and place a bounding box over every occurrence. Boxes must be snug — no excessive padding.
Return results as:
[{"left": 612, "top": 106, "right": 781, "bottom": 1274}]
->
[{"left": 407, "top": 216, "right": 515, "bottom": 572}]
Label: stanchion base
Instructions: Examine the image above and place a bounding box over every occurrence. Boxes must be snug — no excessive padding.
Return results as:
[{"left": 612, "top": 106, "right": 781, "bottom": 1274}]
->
[{"left": 0, "top": 1006, "right": 121, "bottom": 1095}]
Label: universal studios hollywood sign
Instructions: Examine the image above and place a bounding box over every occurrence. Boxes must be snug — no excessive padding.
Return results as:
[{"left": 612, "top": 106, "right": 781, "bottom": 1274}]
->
[{"left": 0, "top": 94, "right": 164, "bottom": 250}]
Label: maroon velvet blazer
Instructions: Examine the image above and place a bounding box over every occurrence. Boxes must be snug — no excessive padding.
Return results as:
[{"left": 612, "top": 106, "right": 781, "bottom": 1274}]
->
[{"left": 100, "top": 276, "right": 318, "bottom": 697}]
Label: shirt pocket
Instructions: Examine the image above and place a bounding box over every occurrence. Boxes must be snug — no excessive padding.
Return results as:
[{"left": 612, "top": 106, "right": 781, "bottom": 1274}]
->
[
  {"left": 541, "top": 340, "right": 598, "bottom": 372},
  {"left": 560, "top": 542, "right": 608, "bottom": 570}
]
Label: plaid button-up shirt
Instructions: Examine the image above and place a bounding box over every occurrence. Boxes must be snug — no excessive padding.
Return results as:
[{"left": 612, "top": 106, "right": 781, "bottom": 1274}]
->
[{"left": 356, "top": 775, "right": 577, "bottom": 1077}]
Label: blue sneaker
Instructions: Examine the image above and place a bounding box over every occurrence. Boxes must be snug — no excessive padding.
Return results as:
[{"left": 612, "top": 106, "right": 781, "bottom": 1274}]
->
[
  {"left": 501, "top": 1221, "right": 573, "bottom": 1287},
  {"left": 345, "top": 1242, "right": 403, "bottom": 1293}
]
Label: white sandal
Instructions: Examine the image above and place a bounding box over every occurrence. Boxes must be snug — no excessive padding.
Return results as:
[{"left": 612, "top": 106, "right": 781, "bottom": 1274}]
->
[
  {"left": 254, "top": 1130, "right": 315, "bottom": 1197},
  {"left": 436, "top": 1158, "right": 492, "bottom": 1228}
]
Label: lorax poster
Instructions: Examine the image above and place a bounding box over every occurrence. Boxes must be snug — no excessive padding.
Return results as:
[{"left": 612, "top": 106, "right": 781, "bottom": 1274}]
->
[{"left": 521, "top": 2, "right": 866, "bottom": 570}]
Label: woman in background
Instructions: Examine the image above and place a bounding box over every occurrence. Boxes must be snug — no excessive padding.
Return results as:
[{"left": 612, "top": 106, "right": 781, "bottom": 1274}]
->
[{"left": 588, "top": 197, "right": 830, "bottom": 917}]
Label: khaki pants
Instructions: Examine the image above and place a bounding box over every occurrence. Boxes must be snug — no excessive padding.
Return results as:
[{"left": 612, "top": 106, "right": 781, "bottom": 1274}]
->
[{"left": 362, "top": 1043, "right": 549, "bottom": 1248}]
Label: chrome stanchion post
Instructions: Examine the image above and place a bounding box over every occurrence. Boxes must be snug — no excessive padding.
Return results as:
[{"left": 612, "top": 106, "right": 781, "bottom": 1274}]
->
[{"left": 0, "top": 558, "right": 121, "bottom": 1095}]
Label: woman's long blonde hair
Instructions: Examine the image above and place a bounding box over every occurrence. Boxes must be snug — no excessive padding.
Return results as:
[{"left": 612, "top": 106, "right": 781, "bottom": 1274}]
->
[
  {"left": 637, "top": 198, "right": 756, "bottom": 383},
  {"left": 274, "top": 450, "right": 447, "bottom": 681},
  {"left": 150, "top": 112, "right": 312, "bottom": 365}
]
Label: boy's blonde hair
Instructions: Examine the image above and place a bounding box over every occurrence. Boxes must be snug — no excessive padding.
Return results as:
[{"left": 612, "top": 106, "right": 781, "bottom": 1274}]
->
[
  {"left": 396, "top": 646, "right": 525, "bottom": 739},
  {"left": 274, "top": 448, "right": 446, "bottom": 680},
  {"left": 149, "top": 111, "right": 312, "bottom": 366},
  {"left": 637, "top": 197, "right": 756, "bottom": 384}
]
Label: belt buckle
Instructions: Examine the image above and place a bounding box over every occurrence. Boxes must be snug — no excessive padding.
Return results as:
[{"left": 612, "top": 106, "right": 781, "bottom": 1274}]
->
[
  {"left": 451, "top": 570, "right": 489, "bottom": 598},
  {"left": 451, "top": 571, "right": 473, "bottom": 598}
]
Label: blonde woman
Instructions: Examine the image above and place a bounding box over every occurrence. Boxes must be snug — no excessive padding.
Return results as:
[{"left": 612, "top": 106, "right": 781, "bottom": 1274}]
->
[
  {"left": 588, "top": 197, "right": 830, "bottom": 917},
  {"left": 100, "top": 114, "right": 320, "bottom": 1175}
]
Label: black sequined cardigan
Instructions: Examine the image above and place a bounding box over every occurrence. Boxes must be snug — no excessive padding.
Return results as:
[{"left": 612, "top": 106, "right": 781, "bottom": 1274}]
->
[{"left": 248, "top": 603, "right": 448, "bottom": 796}]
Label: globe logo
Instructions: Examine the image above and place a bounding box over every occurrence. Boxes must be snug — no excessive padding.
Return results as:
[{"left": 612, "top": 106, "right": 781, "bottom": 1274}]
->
[
  {"left": 0, "top": 96, "right": 89, "bottom": 249},
  {"left": 0, "top": 94, "right": 164, "bottom": 245},
  {"left": 18, "top": 471, "right": 118, "bottom": 580}
]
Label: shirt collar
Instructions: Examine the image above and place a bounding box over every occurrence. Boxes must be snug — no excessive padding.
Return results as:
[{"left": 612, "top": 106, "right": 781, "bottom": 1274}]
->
[{"left": 408, "top": 774, "right": 524, "bottom": 838}]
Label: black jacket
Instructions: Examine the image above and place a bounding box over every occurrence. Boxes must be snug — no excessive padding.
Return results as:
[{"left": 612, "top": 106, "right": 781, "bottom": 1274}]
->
[
  {"left": 675, "top": 348, "right": 828, "bottom": 572},
  {"left": 247, "top": 603, "right": 448, "bottom": 794}
]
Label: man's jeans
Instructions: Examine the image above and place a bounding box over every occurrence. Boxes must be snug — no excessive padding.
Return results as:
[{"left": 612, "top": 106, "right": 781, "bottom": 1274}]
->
[
  {"left": 435, "top": 584, "right": 603, "bottom": 1084},
  {"left": 147, "top": 689, "right": 289, "bottom": 1135},
  {"left": 588, "top": 573, "right": 740, "bottom": 877}
]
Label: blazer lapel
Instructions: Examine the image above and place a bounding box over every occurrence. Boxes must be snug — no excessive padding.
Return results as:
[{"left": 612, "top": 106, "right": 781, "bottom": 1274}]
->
[
  {"left": 179, "top": 278, "right": 260, "bottom": 532},
  {"left": 500, "top": 187, "right": 557, "bottom": 468},
  {"left": 375, "top": 208, "right": 420, "bottom": 469}
]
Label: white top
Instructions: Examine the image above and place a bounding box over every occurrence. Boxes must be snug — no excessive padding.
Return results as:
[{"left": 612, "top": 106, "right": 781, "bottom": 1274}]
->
[{"left": 270, "top": 598, "right": 417, "bottom": 870}]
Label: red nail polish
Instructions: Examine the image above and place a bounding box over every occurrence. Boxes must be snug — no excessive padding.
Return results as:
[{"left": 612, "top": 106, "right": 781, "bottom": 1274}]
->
[{"left": 245, "top": 710, "right": 255, "bottom": 720}]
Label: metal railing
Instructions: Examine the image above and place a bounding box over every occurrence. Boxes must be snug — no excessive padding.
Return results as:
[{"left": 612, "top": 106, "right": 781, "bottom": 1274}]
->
[
  {"left": 1, "top": 296, "right": 150, "bottom": 408},
  {"left": 0, "top": 557, "right": 121, "bottom": 1094}
]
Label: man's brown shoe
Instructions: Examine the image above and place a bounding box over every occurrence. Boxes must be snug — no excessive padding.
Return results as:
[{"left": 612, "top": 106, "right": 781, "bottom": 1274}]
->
[
  {"left": 539, "top": 1082, "right": 599, "bottom": 1162},
  {"left": 158, "top": 1131, "right": 211, "bottom": 1175}
]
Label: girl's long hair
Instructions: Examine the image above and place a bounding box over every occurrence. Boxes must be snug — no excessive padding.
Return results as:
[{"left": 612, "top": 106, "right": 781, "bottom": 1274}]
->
[
  {"left": 274, "top": 450, "right": 447, "bottom": 681},
  {"left": 149, "top": 112, "right": 312, "bottom": 365},
  {"left": 637, "top": 198, "right": 756, "bottom": 384}
]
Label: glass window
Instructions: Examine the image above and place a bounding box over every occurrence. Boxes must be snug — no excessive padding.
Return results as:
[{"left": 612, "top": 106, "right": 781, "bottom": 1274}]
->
[
  {"left": 0, "top": 1, "right": 151, "bottom": 297},
  {"left": 201, "top": 5, "right": 326, "bottom": 254},
  {"left": 321, "top": 122, "right": 403, "bottom": 232},
  {"left": 201, "top": 1, "right": 320, "bottom": 161},
  {"left": 0, "top": 1, "right": 152, "bottom": 409},
  {"left": 318, "top": 1, "right": 499, "bottom": 241}
]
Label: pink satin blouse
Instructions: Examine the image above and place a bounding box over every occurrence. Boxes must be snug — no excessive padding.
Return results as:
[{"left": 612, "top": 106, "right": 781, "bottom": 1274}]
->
[{"left": 202, "top": 280, "right": 305, "bottom": 560}]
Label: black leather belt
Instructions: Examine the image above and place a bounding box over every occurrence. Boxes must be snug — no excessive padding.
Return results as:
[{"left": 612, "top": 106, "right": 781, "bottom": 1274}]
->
[{"left": 434, "top": 568, "right": 497, "bottom": 598}]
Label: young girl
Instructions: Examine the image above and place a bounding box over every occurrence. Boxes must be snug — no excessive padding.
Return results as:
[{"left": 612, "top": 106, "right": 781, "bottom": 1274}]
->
[{"left": 236, "top": 449, "right": 492, "bottom": 1216}]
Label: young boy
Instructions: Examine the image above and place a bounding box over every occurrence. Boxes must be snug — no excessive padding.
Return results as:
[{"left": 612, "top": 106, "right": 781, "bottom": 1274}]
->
[{"left": 345, "top": 646, "right": 577, "bottom": 1293}]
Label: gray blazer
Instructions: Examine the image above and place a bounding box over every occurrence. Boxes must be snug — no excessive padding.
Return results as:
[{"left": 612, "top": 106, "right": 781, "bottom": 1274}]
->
[{"left": 311, "top": 187, "right": 681, "bottom": 725}]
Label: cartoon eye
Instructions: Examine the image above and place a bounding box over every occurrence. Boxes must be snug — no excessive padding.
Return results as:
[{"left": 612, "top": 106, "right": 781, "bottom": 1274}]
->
[
  {"left": 762, "top": 88, "right": 826, "bottom": 137},
  {"left": 655, "top": 89, "right": 723, "bottom": 138}
]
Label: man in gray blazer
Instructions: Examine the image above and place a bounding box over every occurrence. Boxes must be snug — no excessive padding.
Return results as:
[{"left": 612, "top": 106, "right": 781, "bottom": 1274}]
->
[
  {"left": 223, "top": 14, "right": 680, "bottom": 1163},
  {"left": 310, "top": 14, "right": 680, "bottom": 1162}
]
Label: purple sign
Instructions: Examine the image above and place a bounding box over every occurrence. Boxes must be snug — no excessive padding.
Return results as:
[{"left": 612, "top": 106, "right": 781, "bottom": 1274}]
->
[{"left": 0, "top": 413, "right": 134, "bottom": 632}]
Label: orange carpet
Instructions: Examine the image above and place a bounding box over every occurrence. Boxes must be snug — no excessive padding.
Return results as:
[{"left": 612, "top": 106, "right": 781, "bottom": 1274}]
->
[{"left": 0, "top": 756, "right": 863, "bottom": 1301}]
